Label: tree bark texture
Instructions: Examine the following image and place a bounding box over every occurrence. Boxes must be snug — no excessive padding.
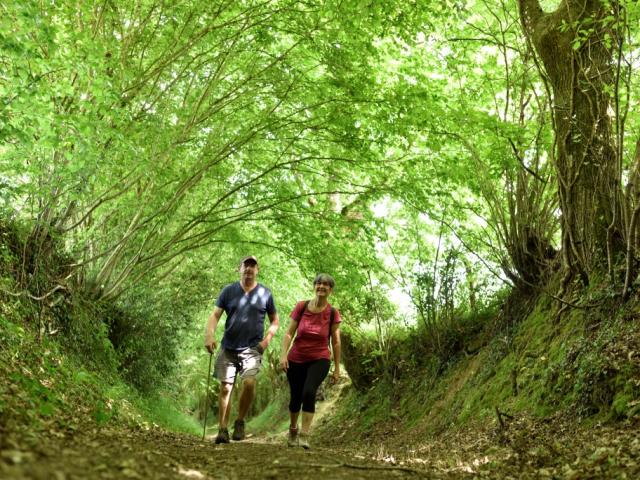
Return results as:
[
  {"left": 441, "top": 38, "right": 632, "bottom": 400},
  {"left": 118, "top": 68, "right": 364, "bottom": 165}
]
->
[{"left": 518, "top": 0, "right": 624, "bottom": 281}]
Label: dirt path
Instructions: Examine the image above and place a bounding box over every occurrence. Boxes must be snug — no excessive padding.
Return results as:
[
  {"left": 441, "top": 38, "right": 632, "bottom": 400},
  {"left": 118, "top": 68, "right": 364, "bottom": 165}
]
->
[
  {"left": 3, "top": 418, "right": 640, "bottom": 479},
  {"left": 0, "top": 427, "right": 456, "bottom": 480}
]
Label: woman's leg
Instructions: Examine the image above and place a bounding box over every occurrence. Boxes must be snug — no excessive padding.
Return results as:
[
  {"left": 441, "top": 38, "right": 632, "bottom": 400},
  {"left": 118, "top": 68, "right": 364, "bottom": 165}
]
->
[
  {"left": 286, "top": 361, "right": 307, "bottom": 427},
  {"left": 300, "top": 359, "right": 330, "bottom": 433}
]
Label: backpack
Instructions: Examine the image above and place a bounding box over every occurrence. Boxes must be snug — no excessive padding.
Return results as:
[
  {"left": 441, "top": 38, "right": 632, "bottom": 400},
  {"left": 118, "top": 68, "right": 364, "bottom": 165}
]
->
[{"left": 296, "top": 300, "right": 336, "bottom": 344}]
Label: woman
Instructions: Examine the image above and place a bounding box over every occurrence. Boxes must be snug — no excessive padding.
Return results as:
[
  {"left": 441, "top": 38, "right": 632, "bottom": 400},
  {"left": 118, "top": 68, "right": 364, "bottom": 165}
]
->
[{"left": 279, "top": 273, "right": 341, "bottom": 449}]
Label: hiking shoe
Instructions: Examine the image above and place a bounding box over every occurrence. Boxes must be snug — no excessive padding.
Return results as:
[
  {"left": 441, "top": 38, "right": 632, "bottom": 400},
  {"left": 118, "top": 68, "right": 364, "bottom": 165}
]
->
[
  {"left": 232, "top": 419, "right": 245, "bottom": 441},
  {"left": 287, "top": 427, "right": 298, "bottom": 447},
  {"left": 215, "top": 428, "right": 229, "bottom": 444},
  {"left": 299, "top": 432, "right": 310, "bottom": 450}
]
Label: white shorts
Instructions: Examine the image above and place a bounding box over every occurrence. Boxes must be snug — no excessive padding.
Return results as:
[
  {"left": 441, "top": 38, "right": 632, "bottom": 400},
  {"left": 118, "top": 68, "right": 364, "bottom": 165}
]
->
[{"left": 214, "top": 347, "right": 263, "bottom": 384}]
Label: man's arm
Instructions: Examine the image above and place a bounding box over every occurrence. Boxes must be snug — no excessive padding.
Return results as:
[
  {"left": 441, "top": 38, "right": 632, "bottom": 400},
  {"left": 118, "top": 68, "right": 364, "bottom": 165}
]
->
[
  {"left": 258, "top": 311, "right": 279, "bottom": 352},
  {"left": 205, "top": 306, "right": 224, "bottom": 353}
]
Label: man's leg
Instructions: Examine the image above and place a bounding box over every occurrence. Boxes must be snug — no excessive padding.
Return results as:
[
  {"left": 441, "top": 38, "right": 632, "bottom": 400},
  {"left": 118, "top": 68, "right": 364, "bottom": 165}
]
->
[
  {"left": 230, "top": 378, "right": 254, "bottom": 441},
  {"left": 218, "top": 382, "right": 234, "bottom": 428},
  {"left": 232, "top": 347, "right": 263, "bottom": 441},
  {"left": 237, "top": 377, "right": 256, "bottom": 421},
  {"left": 214, "top": 382, "right": 233, "bottom": 444},
  {"left": 213, "top": 349, "right": 238, "bottom": 444}
]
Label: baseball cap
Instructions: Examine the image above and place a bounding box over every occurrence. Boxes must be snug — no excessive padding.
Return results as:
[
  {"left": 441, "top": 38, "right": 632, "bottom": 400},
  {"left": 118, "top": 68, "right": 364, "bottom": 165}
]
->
[{"left": 240, "top": 255, "right": 258, "bottom": 265}]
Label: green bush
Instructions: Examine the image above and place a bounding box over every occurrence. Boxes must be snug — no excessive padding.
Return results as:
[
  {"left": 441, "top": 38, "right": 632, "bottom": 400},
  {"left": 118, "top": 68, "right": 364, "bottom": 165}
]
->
[
  {"left": 341, "top": 299, "right": 500, "bottom": 394},
  {"left": 55, "top": 294, "right": 119, "bottom": 375},
  {"left": 105, "top": 303, "right": 184, "bottom": 393}
]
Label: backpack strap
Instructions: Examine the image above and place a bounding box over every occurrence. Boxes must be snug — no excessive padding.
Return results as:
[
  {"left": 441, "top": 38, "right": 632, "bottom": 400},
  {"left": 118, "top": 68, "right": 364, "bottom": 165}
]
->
[
  {"left": 328, "top": 307, "right": 335, "bottom": 344},
  {"left": 296, "top": 300, "right": 310, "bottom": 322}
]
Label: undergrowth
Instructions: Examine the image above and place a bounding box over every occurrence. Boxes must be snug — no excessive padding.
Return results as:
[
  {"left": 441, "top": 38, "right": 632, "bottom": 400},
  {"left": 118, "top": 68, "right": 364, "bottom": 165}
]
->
[
  {"left": 1, "top": 218, "right": 203, "bottom": 443},
  {"left": 1, "top": 308, "right": 203, "bottom": 443},
  {"left": 318, "top": 280, "right": 640, "bottom": 448}
]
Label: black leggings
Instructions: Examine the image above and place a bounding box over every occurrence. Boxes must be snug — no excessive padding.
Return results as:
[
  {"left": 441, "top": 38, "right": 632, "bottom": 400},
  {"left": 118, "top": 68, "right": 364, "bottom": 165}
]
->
[{"left": 286, "top": 359, "right": 330, "bottom": 414}]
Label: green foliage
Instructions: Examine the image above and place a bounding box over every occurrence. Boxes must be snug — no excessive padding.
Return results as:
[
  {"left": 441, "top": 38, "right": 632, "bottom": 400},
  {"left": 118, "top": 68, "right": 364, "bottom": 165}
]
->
[
  {"left": 0, "top": 311, "right": 105, "bottom": 439},
  {"left": 2, "top": 0, "right": 410, "bottom": 305},
  {"left": 341, "top": 296, "right": 500, "bottom": 395},
  {"left": 537, "top": 305, "right": 640, "bottom": 420},
  {"left": 54, "top": 295, "right": 119, "bottom": 374},
  {"left": 319, "top": 284, "right": 640, "bottom": 446},
  {"left": 0, "top": 303, "right": 202, "bottom": 441},
  {"left": 1, "top": 0, "right": 639, "bottom": 450},
  {"left": 1, "top": 0, "right": 563, "bottom": 433},
  {"left": 105, "top": 300, "right": 185, "bottom": 394}
]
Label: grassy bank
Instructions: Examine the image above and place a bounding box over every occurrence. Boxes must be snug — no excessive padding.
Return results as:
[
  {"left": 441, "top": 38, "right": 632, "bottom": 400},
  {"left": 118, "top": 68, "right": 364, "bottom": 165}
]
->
[
  {"left": 0, "top": 306, "right": 201, "bottom": 449},
  {"left": 316, "top": 288, "right": 640, "bottom": 449}
]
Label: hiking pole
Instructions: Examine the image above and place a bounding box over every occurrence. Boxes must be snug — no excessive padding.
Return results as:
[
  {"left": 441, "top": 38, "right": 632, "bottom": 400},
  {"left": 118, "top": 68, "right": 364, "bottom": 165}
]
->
[{"left": 202, "top": 351, "right": 214, "bottom": 441}]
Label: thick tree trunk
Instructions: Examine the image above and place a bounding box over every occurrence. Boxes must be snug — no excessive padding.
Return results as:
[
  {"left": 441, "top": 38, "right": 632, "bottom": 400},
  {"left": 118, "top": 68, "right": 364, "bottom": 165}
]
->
[{"left": 518, "top": 0, "right": 624, "bottom": 281}]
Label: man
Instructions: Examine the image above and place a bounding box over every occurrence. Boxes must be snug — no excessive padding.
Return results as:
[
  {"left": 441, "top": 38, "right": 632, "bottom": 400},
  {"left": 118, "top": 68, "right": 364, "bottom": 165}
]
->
[{"left": 204, "top": 255, "right": 279, "bottom": 444}]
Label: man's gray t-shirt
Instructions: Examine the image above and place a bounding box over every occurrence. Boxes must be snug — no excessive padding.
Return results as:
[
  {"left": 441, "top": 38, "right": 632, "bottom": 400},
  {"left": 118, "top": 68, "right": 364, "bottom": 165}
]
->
[{"left": 216, "top": 282, "right": 276, "bottom": 351}]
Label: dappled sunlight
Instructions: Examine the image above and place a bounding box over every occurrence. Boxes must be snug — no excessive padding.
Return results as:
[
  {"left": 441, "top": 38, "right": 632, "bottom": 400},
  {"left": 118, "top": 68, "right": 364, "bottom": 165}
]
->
[
  {"left": 178, "top": 467, "right": 206, "bottom": 479},
  {"left": 539, "top": 0, "right": 561, "bottom": 12}
]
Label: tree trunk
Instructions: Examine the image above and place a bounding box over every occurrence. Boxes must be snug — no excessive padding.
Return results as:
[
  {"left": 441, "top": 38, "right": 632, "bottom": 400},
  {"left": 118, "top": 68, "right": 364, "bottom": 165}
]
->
[{"left": 518, "top": 0, "right": 624, "bottom": 282}]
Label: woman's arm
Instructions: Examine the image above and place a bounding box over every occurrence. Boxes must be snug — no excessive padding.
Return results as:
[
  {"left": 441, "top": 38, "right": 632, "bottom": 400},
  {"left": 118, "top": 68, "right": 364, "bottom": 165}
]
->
[
  {"left": 330, "top": 324, "right": 341, "bottom": 382},
  {"left": 279, "top": 319, "right": 298, "bottom": 372}
]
